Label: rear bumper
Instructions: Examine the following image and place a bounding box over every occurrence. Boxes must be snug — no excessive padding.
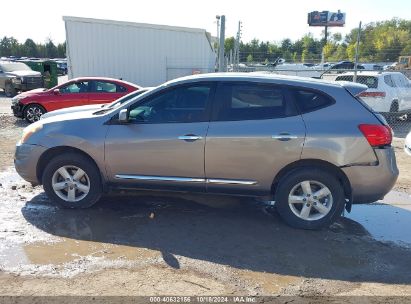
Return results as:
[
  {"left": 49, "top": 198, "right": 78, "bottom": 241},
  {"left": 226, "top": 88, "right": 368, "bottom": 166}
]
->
[
  {"left": 342, "top": 147, "right": 398, "bottom": 204},
  {"left": 14, "top": 143, "right": 47, "bottom": 185}
]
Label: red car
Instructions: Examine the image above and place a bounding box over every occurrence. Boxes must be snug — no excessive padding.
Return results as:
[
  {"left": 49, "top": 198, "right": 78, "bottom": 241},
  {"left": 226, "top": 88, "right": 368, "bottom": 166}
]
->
[{"left": 11, "top": 77, "right": 140, "bottom": 122}]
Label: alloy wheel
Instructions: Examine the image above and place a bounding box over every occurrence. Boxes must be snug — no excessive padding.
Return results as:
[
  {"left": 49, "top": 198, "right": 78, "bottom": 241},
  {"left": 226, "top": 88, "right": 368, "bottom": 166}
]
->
[
  {"left": 288, "top": 180, "right": 333, "bottom": 221},
  {"left": 51, "top": 165, "right": 90, "bottom": 202},
  {"left": 25, "top": 106, "right": 44, "bottom": 122}
]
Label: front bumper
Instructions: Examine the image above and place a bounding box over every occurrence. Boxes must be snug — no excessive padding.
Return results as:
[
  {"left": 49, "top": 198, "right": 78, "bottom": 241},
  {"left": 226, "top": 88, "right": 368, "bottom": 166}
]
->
[
  {"left": 14, "top": 143, "right": 47, "bottom": 185},
  {"left": 342, "top": 147, "right": 399, "bottom": 204},
  {"left": 11, "top": 102, "right": 24, "bottom": 118},
  {"left": 12, "top": 78, "right": 44, "bottom": 92}
]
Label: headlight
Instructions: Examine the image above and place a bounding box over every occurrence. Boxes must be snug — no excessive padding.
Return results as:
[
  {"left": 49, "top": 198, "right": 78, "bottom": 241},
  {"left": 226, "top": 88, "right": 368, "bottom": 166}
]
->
[
  {"left": 19, "top": 123, "right": 43, "bottom": 144},
  {"left": 12, "top": 77, "right": 22, "bottom": 84},
  {"left": 11, "top": 97, "right": 20, "bottom": 105}
]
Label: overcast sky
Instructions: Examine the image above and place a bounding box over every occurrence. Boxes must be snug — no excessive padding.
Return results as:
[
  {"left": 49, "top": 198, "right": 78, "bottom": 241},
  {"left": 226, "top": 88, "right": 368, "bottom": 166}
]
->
[{"left": 1, "top": 0, "right": 410, "bottom": 44}]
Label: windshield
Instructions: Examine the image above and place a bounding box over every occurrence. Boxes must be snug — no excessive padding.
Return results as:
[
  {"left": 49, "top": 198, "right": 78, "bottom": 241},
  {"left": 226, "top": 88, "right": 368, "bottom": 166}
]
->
[
  {"left": 104, "top": 89, "right": 149, "bottom": 109},
  {"left": 93, "top": 88, "right": 152, "bottom": 115},
  {"left": 0, "top": 62, "right": 32, "bottom": 72}
]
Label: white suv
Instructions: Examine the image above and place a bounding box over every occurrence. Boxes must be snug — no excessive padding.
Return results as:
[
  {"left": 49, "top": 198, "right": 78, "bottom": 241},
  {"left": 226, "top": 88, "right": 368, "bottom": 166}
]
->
[{"left": 335, "top": 71, "right": 411, "bottom": 119}]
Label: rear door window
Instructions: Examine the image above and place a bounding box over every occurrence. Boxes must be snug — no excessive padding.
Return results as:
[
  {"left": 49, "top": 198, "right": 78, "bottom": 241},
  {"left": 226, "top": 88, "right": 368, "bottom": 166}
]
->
[
  {"left": 213, "top": 82, "right": 298, "bottom": 121},
  {"left": 93, "top": 81, "right": 118, "bottom": 93}
]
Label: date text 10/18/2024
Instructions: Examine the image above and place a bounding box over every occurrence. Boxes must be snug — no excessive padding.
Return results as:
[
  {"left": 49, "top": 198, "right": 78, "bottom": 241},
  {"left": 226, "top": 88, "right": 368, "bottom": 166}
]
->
[{"left": 149, "top": 296, "right": 257, "bottom": 303}]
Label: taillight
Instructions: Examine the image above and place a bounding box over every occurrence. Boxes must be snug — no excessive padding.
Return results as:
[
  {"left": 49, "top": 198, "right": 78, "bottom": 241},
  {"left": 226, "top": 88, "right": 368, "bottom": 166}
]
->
[
  {"left": 358, "top": 124, "right": 392, "bottom": 147},
  {"left": 358, "top": 91, "right": 386, "bottom": 98}
]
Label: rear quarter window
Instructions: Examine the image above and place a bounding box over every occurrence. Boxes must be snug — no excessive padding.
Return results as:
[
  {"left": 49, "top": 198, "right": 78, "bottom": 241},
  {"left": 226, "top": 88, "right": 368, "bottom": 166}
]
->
[
  {"left": 117, "top": 85, "right": 127, "bottom": 92},
  {"left": 290, "top": 88, "right": 335, "bottom": 114}
]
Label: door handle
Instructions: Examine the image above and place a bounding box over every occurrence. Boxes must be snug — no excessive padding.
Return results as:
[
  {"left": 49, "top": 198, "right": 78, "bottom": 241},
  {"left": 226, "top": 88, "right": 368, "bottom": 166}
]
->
[
  {"left": 272, "top": 133, "right": 298, "bottom": 141},
  {"left": 178, "top": 135, "right": 203, "bottom": 141}
]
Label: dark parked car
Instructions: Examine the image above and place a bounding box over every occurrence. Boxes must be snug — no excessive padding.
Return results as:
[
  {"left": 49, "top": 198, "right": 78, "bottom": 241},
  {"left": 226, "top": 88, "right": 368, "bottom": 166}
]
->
[{"left": 0, "top": 61, "right": 43, "bottom": 97}]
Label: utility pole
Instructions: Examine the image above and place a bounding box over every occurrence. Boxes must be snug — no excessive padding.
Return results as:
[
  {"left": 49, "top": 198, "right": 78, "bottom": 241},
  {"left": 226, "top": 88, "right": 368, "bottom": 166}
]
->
[
  {"left": 353, "top": 21, "right": 362, "bottom": 83},
  {"left": 234, "top": 21, "right": 242, "bottom": 71},
  {"left": 218, "top": 15, "right": 226, "bottom": 72},
  {"left": 321, "top": 25, "right": 328, "bottom": 64},
  {"left": 215, "top": 15, "right": 220, "bottom": 71}
]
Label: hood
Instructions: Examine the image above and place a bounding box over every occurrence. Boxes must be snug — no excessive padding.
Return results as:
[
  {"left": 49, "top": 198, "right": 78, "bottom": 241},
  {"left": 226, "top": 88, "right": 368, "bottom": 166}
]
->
[
  {"left": 40, "top": 107, "right": 108, "bottom": 125},
  {"left": 41, "top": 104, "right": 104, "bottom": 119},
  {"left": 6, "top": 70, "right": 42, "bottom": 77},
  {"left": 17, "top": 88, "right": 48, "bottom": 98}
]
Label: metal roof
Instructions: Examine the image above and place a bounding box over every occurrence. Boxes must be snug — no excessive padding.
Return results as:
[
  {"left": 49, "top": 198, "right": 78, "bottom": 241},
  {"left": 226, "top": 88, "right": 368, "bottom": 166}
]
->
[{"left": 63, "top": 16, "right": 209, "bottom": 35}]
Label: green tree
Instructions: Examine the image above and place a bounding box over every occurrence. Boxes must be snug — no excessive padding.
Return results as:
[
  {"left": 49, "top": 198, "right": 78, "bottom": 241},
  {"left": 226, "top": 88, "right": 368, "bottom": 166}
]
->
[
  {"left": 323, "top": 43, "right": 336, "bottom": 61},
  {"left": 0, "top": 36, "right": 19, "bottom": 56},
  {"left": 57, "top": 42, "right": 66, "bottom": 58},
  {"left": 224, "top": 37, "right": 235, "bottom": 54},
  {"left": 45, "top": 38, "right": 58, "bottom": 58},
  {"left": 246, "top": 54, "right": 253, "bottom": 63},
  {"left": 22, "top": 39, "right": 37, "bottom": 57}
]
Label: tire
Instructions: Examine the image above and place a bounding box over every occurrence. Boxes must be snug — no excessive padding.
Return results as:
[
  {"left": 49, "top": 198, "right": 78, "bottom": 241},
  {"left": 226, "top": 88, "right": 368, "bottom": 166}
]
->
[
  {"left": 388, "top": 102, "right": 399, "bottom": 124},
  {"left": 5, "top": 82, "right": 17, "bottom": 97},
  {"left": 42, "top": 153, "right": 102, "bottom": 209},
  {"left": 23, "top": 104, "right": 46, "bottom": 123},
  {"left": 275, "top": 168, "right": 345, "bottom": 230}
]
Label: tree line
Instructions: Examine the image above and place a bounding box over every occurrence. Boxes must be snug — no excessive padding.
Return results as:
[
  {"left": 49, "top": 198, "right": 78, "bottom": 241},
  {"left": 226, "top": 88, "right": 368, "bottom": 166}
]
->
[
  {"left": 1, "top": 18, "right": 410, "bottom": 63},
  {"left": 225, "top": 18, "right": 411, "bottom": 63},
  {"left": 0, "top": 37, "right": 66, "bottom": 59}
]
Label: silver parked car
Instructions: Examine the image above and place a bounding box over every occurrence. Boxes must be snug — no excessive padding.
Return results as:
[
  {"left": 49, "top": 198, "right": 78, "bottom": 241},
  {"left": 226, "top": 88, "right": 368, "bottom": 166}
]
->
[{"left": 14, "top": 73, "right": 398, "bottom": 229}]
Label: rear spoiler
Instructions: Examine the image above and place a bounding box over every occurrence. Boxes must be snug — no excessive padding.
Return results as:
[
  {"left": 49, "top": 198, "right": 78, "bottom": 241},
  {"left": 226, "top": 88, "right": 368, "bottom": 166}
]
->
[{"left": 338, "top": 81, "right": 368, "bottom": 96}]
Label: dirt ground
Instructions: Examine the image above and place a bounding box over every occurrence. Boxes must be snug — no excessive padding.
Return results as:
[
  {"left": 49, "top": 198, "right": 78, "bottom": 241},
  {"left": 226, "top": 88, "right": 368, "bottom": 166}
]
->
[{"left": 1, "top": 94, "right": 411, "bottom": 299}]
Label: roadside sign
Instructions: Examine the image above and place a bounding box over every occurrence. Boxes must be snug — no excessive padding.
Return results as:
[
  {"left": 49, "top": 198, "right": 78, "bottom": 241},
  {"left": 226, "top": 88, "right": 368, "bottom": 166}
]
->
[{"left": 308, "top": 11, "right": 345, "bottom": 27}]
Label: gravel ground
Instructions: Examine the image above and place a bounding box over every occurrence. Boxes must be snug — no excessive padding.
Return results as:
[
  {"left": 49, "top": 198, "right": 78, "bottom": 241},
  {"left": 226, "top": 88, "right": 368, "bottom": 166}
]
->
[{"left": 0, "top": 94, "right": 411, "bottom": 299}]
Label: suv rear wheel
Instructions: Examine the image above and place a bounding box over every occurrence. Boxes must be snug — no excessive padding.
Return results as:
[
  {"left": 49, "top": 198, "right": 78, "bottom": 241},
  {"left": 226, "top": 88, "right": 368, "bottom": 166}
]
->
[
  {"left": 275, "top": 168, "right": 345, "bottom": 230},
  {"left": 387, "top": 101, "right": 399, "bottom": 124},
  {"left": 42, "top": 153, "right": 102, "bottom": 208}
]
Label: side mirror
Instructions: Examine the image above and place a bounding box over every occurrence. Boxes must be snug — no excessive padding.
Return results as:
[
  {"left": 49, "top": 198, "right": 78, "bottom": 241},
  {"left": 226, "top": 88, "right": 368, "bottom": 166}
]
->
[
  {"left": 118, "top": 109, "right": 129, "bottom": 123},
  {"left": 53, "top": 89, "right": 60, "bottom": 95}
]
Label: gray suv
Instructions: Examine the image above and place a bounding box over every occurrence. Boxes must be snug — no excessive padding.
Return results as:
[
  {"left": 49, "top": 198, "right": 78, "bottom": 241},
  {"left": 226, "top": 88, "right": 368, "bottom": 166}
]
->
[
  {"left": 14, "top": 73, "right": 398, "bottom": 229},
  {"left": 0, "top": 61, "right": 43, "bottom": 97}
]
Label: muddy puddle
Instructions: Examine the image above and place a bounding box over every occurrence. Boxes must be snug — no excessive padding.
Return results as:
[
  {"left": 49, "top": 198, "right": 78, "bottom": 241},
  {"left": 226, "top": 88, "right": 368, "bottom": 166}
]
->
[
  {"left": 1, "top": 167, "right": 411, "bottom": 283},
  {"left": 346, "top": 191, "right": 411, "bottom": 248}
]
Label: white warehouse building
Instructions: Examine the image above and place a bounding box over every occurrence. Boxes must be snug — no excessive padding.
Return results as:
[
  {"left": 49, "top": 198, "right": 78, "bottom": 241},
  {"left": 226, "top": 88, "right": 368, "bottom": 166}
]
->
[{"left": 63, "top": 16, "right": 216, "bottom": 87}]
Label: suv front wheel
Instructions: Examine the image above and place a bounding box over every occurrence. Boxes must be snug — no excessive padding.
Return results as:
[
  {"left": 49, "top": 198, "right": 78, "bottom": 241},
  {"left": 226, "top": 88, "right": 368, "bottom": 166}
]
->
[
  {"left": 275, "top": 168, "right": 345, "bottom": 230},
  {"left": 42, "top": 153, "right": 102, "bottom": 208},
  {"left": 5, "top": 82, "right": 17, "bottom": 97}
]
